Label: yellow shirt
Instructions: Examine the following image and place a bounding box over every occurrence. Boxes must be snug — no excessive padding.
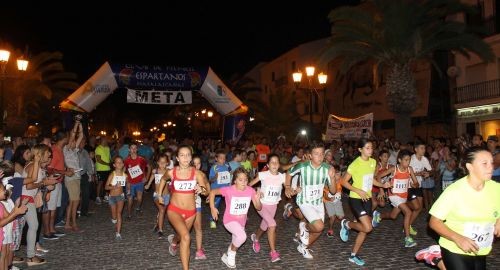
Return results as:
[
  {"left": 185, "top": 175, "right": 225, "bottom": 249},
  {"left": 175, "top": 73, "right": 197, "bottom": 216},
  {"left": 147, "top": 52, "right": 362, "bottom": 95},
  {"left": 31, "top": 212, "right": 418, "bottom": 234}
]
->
[
  {"left": 429, "top": 177, "right": 500, "bottom": 256},
  {"left": 347, "top": 157, "right": 376, "bottom": 199},
  {"left": 95, "top": 145, "right": 111, "bottom": 171}
]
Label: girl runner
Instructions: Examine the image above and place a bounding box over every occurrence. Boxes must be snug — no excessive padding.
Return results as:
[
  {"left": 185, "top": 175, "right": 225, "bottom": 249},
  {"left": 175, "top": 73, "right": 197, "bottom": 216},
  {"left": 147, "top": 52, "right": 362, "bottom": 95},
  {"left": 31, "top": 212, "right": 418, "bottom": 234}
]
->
[
  {"left": 373, "top": 149, "right": 419, "bottom": 247},
  {"left": 372, "top": 150, "right": 392, "bottom": 212},
  {"left": 248, "top": 154, "right": 285, "bottom": 262},
  {"left": 192, "top": 156, "right": 209, "bottom": 260},
  {"left": 104, "top": 156, "right": 127, "bottom": 240},
  {"left": 323, "top": 164, "right": 343, "bottom": 238},
  {"left": 209, "top": 167, "right": 262, "bottom": 268},
  {"left": 339, "top": 139, "right": 391, "bottom": 266},
  {"left": 158, "top": 146, "right": 209, "bottom": 270},
  {"left": 145, "top": 154, "right": 170, "bottom": 239}
]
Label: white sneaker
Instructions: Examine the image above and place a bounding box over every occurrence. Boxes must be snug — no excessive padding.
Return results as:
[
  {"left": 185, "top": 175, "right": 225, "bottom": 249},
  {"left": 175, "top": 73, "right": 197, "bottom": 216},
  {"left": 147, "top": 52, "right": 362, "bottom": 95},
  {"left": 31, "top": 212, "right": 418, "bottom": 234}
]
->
[
  {"left": 167, "top": 234, "right": 175, "bottom": 244},
  {"left": 115, "top": 232, "right": 122, "bottom": 240},
  {"left": 221, "top": 252, "right": 236, "bottom": 268},
  {"left": 95, "top": 197, "right": 102, "bottom": 204},
  {"left": 297, "top": 243, "right": 313, "bottom": 259},
  {"left": 299, "top": 221, "right": 309, "bottom": 245},
  {"left": 104, "top": 195, "right": 109, "bottom": 202}
]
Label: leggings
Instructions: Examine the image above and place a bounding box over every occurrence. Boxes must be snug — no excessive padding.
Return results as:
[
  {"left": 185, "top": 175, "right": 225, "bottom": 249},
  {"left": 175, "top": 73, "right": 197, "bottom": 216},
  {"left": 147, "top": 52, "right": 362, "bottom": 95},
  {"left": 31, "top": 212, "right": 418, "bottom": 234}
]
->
[
  {"left": 258, "top": 204, "right": 277, "bottom": 231},
  {"left": 224, "top": 221, "right": 247, "bottom": 248},
  {"left": 441, "top": 247, "right": 486, "bottom": 270},
  {"left": 25, "top": 203, "right": 38, "bottom": 258}
]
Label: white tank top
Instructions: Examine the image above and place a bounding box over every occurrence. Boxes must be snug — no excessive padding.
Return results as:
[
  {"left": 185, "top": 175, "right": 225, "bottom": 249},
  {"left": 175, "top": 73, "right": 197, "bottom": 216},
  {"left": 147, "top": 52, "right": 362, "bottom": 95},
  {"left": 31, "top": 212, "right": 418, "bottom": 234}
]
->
[{"left": 21, "top": 163, "right": 45, "bottom": 198}]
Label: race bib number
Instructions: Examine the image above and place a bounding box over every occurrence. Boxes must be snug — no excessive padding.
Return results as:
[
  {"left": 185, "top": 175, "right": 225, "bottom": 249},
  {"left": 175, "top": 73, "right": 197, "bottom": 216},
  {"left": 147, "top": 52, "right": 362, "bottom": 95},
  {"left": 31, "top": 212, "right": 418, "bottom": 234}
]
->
[
  {"left": 362, "top": 174, "right": 374, "bottom": 192},
  {"left": 442, "top": 180, "right": 453, "bottom": 191},
  {"left": 392, "top": 178, "right": 408, "bottom": 194},
  {"left": 217, "top": 171, "right": 231, "bottom": 185},
  {"left": 174, "top": 180, "right": 196, "bottom": 191},
  {"left": 263, "top": 185, "right": 282, "bottom": 203},
  {"left": 464, "top": 222, "right": 494, "bottom": 249},
  {"left": 154, "top": 174, "right": 163, "bottom": 184},
  {"left": 112, "top": 175, "right": 126, "bottom": 187},
  {"left": 128, "top": 165, "right": 143, "bottom": 179},
  {"left": 259, "top": 154, "right": 267, "bottom": 161},
  {"left": 229, "top": 197, "right": 251, "bottom": 215},
  {"left": 304, "top": 184, "right": 323, "bottom": 201}
]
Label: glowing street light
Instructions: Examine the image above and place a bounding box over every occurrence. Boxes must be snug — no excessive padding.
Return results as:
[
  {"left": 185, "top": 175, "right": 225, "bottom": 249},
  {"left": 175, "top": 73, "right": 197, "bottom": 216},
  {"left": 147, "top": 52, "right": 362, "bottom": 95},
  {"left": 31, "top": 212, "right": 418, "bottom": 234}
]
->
[
  {"left": 207, "top": 111, "right": 213, "bottom": 118},
  {"left": 301, "top": 130, "right": 307, "bottom": 136}
]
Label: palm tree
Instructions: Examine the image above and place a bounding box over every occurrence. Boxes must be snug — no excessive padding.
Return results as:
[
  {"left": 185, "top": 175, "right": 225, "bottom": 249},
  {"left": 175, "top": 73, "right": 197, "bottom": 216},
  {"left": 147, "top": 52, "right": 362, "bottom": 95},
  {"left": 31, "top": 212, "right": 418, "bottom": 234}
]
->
[
  {"left": 4, "top": 49, "right": 79, "bottom": 135},
  {"left": 244, "top": 87, "right": 303, "bottom": 140},
  {"left": 226, "top": 74, "right": 261, "bottom": 100},
  {"left": 320, "top": 0, "right": 494, "bottom": 142}
]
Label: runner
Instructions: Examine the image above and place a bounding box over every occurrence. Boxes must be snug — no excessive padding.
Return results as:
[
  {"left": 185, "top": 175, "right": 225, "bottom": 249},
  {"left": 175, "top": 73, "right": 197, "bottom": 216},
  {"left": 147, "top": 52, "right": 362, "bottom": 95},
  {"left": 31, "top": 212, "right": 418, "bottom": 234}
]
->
[
  {"left": 158, "top": 146, "right": 208, "bottom": 270},
  {"left": 429, "top": 146, "right": 500, "bottom": 270},
  {"left": 144, "top": 154, "right": 170, "bottom": 239},
  {"left": 338, "top": 139, "right": 391, "bottom": 266},
  {"left": 284, "top": 142, "right": 337, "bottom": 259},
  {"left": 209, "top": 167, "right": 262, "bottom": 268},
  {"left": 372, "top": 149, "right": 392, "bottom": 212},
  {"left": 192, "top": 156, "right": 210, "bottom": 260},
  {"left": 104, "top": 156, "right": 127, "bottom": 240},
  {"left": 373, "top": 149, "right": 419, "bottom": 247},
  {"left": 124, "top": 142, "right": 151, "bottom": 219},
  {"left": 323, "top": 164, "right": 343, "bottom": 238},
  {"left": 208, "top": 149, "right": 231, "bottom": 229},
  {"left": 248, "top": 154, "right": 285, "bottom": 262}
]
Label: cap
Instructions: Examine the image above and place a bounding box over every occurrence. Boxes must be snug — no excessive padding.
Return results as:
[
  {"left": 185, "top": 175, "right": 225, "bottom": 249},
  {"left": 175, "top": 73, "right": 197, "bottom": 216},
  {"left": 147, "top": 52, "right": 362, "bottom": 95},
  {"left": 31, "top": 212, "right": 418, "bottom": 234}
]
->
[{"left": 487, "top": 135, "right": 498, "bottom": 142}]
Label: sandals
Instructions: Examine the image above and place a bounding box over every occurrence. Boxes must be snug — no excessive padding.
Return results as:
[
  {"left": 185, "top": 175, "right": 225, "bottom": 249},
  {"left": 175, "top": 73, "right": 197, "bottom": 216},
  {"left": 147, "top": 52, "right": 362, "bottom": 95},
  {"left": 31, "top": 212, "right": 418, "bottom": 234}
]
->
[{"left": 27, "top": 256, "right": 46, "bottom": 266}]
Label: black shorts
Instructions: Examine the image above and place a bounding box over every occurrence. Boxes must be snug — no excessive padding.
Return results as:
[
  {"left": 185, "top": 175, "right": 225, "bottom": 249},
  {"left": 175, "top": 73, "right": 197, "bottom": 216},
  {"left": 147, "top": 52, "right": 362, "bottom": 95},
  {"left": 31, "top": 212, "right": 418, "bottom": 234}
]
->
[
  {"left": 349, "top": 198, "right": 373, "bottom": 219},
  {"left": 441, "top": 247, "right": 486, "bottom": 270},
  {"left": 408, "top": 188, "right": 423, "bottom": 201},
  {"left": 96, "top": 170, "right": 111, "bottom": 182}
]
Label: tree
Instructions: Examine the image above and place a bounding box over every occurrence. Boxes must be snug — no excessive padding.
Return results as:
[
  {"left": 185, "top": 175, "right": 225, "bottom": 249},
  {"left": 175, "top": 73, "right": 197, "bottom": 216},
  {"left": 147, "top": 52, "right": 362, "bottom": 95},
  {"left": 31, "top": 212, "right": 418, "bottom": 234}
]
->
[
  {"left": 320, "top": 0, "right": 494, "bottom": 142},
  {"left": 4, "top": 49, "right": 79, "bottom": 135},
  {"left": 244, "top": 87, "right": 303, "bottom": 140}
]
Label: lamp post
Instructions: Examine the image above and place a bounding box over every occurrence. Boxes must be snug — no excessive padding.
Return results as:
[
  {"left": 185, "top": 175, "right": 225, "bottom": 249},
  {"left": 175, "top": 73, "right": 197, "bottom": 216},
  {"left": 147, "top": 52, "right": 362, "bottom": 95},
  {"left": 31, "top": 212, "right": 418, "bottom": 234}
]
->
[
  {"left": 292, "top": 66, "right": 327, "bottom": 139},
  {"left": 0, "top": 48, "right": 29, "bottom": 132}
]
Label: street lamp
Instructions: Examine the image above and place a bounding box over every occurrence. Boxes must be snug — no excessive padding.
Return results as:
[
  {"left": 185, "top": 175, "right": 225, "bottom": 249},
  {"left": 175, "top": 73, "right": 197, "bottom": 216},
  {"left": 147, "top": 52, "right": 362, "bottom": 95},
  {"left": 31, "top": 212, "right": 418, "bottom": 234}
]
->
[
  {"left": 0, "top": 48, "right": 29, "bottom": 131},
  {"left": 292, "top": 65, "right": 327, "bottom": 138}
]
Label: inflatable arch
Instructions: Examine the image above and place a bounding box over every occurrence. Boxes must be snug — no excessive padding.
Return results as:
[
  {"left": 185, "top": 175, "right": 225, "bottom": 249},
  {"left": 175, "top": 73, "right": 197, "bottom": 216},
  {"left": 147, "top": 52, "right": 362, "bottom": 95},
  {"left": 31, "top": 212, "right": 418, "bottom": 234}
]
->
[{"left": 60, "top": 62, "right": 248, "bottom": 141}]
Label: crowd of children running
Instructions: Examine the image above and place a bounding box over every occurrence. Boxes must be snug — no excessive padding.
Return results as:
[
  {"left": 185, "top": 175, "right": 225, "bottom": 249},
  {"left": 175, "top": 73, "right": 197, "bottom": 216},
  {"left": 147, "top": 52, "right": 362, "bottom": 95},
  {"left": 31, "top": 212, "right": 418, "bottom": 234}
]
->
[{"left": 0, "top": 126, "right": 498, "bottom": 270}]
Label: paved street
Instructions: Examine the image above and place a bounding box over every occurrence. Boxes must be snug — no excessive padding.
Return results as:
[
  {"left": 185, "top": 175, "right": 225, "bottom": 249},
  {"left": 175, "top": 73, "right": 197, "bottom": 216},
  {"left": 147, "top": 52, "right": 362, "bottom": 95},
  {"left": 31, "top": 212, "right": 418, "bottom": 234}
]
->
[{"left": 20, "top": 191, "right": 499, "bottom": 270}]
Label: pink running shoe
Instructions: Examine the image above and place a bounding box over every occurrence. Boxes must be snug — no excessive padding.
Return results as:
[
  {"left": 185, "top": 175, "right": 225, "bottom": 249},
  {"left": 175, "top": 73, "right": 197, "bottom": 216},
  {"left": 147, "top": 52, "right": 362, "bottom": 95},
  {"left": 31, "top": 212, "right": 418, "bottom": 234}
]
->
[
  {"left": 251, "top": 233, "right": 261, "bottom": 253},
  {"left": 415, "top": 245, "right": 441, "bottom": 266},
  {"left": 270, "top": 250, "right": 281, "bottom": 262},
  {"left": 195, "top": 249, "right": 207, "bottom": 260}
]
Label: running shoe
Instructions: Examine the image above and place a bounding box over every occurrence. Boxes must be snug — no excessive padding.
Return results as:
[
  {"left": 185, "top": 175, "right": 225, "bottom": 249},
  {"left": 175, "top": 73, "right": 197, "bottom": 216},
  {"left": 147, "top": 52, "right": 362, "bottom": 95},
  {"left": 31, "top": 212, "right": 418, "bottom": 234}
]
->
[
  {"left": 282, "top": 203, "right": 292, "bottom": 220},
  {"left": 327, "top": 229, "right": 334, "bottom": 238},
  {"left": 167, "top": 234, "right": 175, "bottom": 244},
  {"left": 53, "top": 230, "right": 66, "bottom": 237},
  {"left": 339, "top": 219, "right": 350, "bottom": 242},
  {"left": 410, "top": 225, "right": 418, "bottom": 236},
  {"left": 210, "top": 221, "right": 217, "bottom": 229},
  {"left": 169, "top": 243, "right": 178, "bottom": 256},
  {"left": 293, "top": 233, "right": 301, "bottom": 243},
  {"left": 195, "top": 249, "right": 207, "bottom": 260},
  {"left": 349, "top": 255, "right": 365, "bottom": 266},
  {"left": 157, "top": 230, "right": 164, "bottom": 239},
  {"left": 297, "top": 243, "right": 313, "bottom": 259},
  {"left": 372, "top": 210, "right": 381, "bottom": 228},
  {"left": 251, "top": 233, "right": 261, "bottom": 253},
  {"left": 299, "top": 221, "right": 309, "bottom": 245},
  {"left": 404, "top": 236, "right": 417, "bottom": 248},
  {"left": 115, "top": 232, "right": 122, "bottom": 240},
  {"left": 221, "top": 251, "right": 236, "bottom": 268},
  {"left": 415, "top": 245, "right": 441, "bottom": 266},
  {"left": 42, "top": 234, "right": 59, "bottom": 240},
  {"left": 270, "top": 250, "right": 281, "bottom": 262}
]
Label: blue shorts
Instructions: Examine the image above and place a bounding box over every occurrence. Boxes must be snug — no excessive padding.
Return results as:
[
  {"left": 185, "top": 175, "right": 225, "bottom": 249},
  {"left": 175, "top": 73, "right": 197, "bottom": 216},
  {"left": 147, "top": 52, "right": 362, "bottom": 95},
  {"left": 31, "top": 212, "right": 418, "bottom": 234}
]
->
[
  {"left": 129, "top": 182, "right": 144, "bottom": 198},
  {"left": 108, "top": 194, "right": 125, "bottom": 205},
  {"left": 154, "top": 192, "right": 170, "bottom": 207}
]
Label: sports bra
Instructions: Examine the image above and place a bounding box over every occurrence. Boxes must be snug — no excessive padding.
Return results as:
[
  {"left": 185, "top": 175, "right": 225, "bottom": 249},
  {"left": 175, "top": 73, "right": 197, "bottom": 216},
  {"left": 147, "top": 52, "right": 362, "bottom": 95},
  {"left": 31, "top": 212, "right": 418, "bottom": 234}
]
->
[{"left": 171, "top": 167, "right": 197, "bottom": 194}]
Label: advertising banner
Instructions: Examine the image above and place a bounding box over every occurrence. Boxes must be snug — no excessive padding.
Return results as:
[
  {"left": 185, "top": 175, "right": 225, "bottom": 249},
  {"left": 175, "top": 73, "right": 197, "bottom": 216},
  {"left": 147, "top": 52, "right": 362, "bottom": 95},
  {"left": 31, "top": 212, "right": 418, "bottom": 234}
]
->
[
  {"left": 223, "top": 113, "right": 248, "bottom": 144},
  {"left": 199, "top": 68, "right": 244, "bottom": 115},
  {"left": 126, "top": 89, "right": 192, "bottom": 105},
  {"left": 325, "top": 113, "right": 373, "bottom": 141}
]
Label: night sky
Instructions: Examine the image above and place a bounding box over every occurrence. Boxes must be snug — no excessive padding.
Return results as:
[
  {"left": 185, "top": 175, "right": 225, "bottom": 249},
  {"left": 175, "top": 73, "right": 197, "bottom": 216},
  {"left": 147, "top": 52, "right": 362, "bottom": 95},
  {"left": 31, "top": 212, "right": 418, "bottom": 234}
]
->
[{"left": 2, "top": 1, "right": 359, "bottom": 82}]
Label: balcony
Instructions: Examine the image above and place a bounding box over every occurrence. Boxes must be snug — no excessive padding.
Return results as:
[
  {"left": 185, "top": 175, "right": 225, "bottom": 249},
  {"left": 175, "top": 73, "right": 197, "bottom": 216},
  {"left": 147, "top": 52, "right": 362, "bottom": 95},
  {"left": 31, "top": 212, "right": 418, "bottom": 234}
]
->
[{"left": 455, "top": 79, "right": 500, "bottom": 104}]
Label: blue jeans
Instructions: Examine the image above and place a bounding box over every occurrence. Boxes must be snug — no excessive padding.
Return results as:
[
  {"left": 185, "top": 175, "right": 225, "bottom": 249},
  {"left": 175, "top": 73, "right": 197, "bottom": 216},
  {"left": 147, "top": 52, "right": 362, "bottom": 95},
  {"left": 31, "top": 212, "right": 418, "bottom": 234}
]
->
[{"left": 56, "top": 181, "right": 69, "bottom": 224}]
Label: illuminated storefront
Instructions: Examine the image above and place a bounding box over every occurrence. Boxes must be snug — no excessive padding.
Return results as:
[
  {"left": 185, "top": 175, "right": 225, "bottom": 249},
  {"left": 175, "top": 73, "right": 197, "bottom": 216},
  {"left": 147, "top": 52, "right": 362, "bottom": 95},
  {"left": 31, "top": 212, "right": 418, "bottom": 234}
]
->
[{"left": 456, "top": 103, "right": 500, "bottom": 137}]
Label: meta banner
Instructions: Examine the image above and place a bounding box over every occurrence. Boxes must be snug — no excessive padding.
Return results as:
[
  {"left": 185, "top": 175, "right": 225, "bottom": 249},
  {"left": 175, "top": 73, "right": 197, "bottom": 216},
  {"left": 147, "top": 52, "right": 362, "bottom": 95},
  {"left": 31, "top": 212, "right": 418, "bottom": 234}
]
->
[
  {"left": 126, "top": 89, "right": 192, "bottom": 105},
  {"left": 60, "top": 62, "right": 245, "bottom": 116},
  {"left": 325, "top": 113, "right": 373, "bottom": 141}
]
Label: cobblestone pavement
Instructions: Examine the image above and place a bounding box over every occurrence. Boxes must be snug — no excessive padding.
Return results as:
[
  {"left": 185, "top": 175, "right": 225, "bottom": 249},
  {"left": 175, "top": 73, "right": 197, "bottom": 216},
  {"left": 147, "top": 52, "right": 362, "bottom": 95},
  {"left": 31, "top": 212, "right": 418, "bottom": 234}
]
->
[{"left": 21, "top": 191, "right": 499, "bottom": 270}]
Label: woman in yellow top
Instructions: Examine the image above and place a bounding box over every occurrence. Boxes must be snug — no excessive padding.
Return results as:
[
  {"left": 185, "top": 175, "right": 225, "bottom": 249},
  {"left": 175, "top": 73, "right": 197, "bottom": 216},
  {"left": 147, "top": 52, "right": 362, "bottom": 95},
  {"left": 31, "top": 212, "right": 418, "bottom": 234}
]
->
[{"left": 429, "top": 146, "right": 500, "bottom": 270}]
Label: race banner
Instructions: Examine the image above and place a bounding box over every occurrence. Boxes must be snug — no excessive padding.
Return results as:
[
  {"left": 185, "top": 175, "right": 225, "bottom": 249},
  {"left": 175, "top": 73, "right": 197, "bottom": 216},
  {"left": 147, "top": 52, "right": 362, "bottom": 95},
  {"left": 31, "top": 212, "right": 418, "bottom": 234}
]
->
[
  {"left": 199, "top": 67, "right": 244, "bottom": 115},
  {"left": 325, "top": 113, "right": 373, "bottom": 141},
  {"left": 126, "top": 88, "right": 192, "bottom": 105}
]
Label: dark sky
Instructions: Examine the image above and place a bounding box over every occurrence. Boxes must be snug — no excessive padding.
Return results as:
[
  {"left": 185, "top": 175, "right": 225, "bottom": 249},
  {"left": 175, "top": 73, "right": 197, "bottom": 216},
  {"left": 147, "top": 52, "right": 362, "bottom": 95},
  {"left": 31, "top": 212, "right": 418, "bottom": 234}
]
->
[{"left": 1, "top": 1, "right": 359, "bottom": 82}]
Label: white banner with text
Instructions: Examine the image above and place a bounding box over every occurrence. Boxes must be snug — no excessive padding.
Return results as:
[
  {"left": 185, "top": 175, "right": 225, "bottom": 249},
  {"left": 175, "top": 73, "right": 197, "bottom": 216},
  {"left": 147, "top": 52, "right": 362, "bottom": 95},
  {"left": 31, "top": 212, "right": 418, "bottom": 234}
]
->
[
  {"left": 126, "top": 89, "right": 192, "bottom": 105},
  {"left": 325, "top": 113, "right": 373, "bottom": 141}
]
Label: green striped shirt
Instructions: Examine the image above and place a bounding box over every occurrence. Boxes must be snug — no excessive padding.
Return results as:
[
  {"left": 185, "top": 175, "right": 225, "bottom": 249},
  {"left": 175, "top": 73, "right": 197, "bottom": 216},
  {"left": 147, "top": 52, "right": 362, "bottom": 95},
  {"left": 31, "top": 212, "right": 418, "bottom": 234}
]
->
[{"left": 289, "top": 161, "right": 331, "bottom": 205}]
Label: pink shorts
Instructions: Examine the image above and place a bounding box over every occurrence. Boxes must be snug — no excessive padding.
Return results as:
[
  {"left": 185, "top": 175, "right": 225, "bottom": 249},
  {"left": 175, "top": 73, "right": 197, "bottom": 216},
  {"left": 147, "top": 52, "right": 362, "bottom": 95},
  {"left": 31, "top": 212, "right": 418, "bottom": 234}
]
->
[{"left": 257, "top": 204, "right": 277, "bottom": 231}]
